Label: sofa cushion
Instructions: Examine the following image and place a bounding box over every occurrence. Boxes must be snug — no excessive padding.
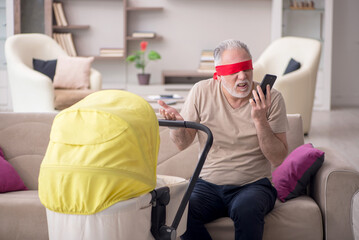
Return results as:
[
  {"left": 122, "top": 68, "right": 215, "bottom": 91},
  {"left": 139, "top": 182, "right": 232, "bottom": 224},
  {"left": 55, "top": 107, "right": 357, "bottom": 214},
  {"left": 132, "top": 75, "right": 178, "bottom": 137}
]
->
[
  {"left": 283, "top": 58, "right": 301, "bottom": 75},
  {"left": 0, "top": 147, "right": 28, "bottom": 193},
  {"left": 205, "top": 196, "right": 323, "bottom": 240},
  {"left": 54, "top": 89, "right": 95, "bottom": 110},
  {"left": 33, "top": 58, "right": 57, "bottom": 81},
  {"left": 0, "top": 190, "right": 48, "bottom": 240},
  {"left": 53, "top": 56, "right": 94, "bottom": 89},
  {"left": 272, "top": 143, "right": 324, "bottom": 202},
  {"left": 157, "top": 127, "right": 199, "bottom": 180}
]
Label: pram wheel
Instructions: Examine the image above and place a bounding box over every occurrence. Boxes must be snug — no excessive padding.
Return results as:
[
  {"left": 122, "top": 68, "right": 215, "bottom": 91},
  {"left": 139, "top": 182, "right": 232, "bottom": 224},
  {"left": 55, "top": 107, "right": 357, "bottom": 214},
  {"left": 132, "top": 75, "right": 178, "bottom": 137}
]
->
[{"left": 159, "top": 226, "right": 176, "bottom": 240}]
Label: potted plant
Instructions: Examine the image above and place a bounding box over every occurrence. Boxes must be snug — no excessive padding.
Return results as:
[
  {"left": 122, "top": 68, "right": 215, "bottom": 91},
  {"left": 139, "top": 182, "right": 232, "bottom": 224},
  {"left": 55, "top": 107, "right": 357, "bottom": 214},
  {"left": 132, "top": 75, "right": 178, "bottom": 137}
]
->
[{"left": 126, "top": 41, "right": 161, "bottom": 85}]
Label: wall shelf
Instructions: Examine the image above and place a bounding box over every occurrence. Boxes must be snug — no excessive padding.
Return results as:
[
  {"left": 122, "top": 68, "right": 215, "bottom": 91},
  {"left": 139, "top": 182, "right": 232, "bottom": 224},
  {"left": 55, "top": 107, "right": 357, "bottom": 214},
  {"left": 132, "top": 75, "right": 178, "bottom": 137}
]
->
[
  {"left": 93, "top": 56, "right": 124, "bottom": 60},
  {"left": 284, "top": 7, "right": 324, "bottom": 12},
  {"left": 126, "top": 7, "right": 163, "bottom": 11},
  {"left": 126, "top": 35, "right": 163, "bottom": 41},
  {"left": 53, "top": 25, "right": 90, "bottom": 30}
]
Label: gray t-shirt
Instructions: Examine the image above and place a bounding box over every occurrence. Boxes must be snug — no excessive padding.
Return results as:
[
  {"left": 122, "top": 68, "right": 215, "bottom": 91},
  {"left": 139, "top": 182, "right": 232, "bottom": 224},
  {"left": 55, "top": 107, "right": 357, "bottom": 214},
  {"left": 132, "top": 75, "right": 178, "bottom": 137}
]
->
[{"left": 181, "top": 79, "right": 288, "bottom": 185}]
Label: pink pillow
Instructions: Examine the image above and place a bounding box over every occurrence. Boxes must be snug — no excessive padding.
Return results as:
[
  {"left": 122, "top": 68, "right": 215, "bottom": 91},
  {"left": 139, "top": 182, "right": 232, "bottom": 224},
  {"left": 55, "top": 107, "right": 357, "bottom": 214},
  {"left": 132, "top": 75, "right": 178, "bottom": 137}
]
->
[
  {"left": 53, "top": 56, "right": 94, "bottom": 89},
  {"left": 0, "top": 147, "right": 28, "bottom": 193},
  {"left": 272, "top": 143, "right": 324, "bottom": 202}
]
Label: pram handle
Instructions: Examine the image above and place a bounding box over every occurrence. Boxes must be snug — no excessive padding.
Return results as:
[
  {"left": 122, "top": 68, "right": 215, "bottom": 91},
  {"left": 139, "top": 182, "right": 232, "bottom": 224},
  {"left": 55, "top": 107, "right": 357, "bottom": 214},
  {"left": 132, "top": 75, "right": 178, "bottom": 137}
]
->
[{"left": 158, "top": 120, "right": 213, "bottom": 231}]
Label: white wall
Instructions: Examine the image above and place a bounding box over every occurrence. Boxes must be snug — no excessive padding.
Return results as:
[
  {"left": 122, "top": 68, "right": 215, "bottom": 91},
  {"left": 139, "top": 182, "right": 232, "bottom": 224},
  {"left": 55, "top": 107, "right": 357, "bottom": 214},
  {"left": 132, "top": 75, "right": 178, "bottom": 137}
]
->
[
  {"left": 63, "top": 0, "right": 272, "bottom": 87},
  {"left": 331, "top": 0, "right": 359, "bottom": 107}
]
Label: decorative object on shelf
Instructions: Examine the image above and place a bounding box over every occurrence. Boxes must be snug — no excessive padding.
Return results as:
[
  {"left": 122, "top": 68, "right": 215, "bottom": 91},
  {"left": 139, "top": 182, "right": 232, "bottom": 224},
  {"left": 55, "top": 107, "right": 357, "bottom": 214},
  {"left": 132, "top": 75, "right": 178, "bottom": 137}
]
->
[
  {"left": 132, "top": 31, "right": 156, "bottom": 38},
  {"left": 290, "top": 0, "right": 315, "bottom": 10},
  {"left": 126, "top": 41, "right": 161, "bottom": 85},
  {"left": 197, "top": 50, "right": 215, "bottom": 73},
  {"left": 99, "top": 48, "right": 124, "bottom": 57}
]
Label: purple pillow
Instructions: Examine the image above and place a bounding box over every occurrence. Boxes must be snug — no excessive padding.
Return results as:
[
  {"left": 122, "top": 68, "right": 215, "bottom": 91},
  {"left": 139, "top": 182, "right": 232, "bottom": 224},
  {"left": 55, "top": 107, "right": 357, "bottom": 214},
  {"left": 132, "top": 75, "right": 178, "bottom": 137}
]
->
[
  {"left": 0, "top": 147, "right": 28, "bottom": 193},
  {"left": 272, "top": 143, "right": 324, "bottom": 202}
]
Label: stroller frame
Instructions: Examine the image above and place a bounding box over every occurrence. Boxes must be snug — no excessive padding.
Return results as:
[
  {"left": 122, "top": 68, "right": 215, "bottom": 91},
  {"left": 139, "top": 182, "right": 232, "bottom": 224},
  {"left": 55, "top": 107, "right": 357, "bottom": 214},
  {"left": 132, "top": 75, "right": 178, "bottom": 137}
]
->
[{"left": 151, "top": 120, "right": 213, "bottom": 240}]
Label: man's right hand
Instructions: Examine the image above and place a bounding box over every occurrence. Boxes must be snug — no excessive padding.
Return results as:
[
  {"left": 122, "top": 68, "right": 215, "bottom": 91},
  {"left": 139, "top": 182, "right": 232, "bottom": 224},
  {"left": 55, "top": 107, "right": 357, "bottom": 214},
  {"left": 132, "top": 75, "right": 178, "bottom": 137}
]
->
[
  {"left": 158, "top": 100, "right": 197, "bottom": 150},
  {"left": 158, "top": 100, "right": 184, "bottom": 121}
]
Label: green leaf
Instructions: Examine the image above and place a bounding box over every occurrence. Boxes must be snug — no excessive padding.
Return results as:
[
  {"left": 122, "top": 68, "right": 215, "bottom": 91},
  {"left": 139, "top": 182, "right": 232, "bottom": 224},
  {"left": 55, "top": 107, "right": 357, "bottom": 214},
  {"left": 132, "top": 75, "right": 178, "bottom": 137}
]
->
[
  {"left": 135, "top": 63, "right": 145, "bottom": 69},
  {"left": 126, "top": 55, "right": 136, "bottom": 62},
  {"left": 148, "top": 50, "right": 161, "bottom": 60}
]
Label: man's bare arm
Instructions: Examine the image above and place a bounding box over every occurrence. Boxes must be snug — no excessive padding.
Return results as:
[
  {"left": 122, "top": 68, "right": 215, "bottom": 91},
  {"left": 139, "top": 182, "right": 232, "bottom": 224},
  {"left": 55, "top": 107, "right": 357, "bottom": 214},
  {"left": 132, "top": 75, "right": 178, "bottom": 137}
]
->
[
  {"left": 254, "top": 121, "right": 288, "bottom": 167},
  {"left": 169, "top": 128, "right": 197, "bottom": 151},
  {"left": 158, "top": 100, "right": 197, "bottom": 150},
  {"left": 250, "top": 85, "right": 288, "bottom": 167}
]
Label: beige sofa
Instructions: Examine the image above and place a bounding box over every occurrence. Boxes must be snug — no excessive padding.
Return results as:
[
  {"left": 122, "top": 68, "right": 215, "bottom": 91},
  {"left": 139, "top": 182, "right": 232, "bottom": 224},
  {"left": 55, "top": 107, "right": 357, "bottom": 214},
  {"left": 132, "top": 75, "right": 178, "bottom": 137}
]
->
[{"left": 0, "top": 112, "right": 358, "bottom": 240}]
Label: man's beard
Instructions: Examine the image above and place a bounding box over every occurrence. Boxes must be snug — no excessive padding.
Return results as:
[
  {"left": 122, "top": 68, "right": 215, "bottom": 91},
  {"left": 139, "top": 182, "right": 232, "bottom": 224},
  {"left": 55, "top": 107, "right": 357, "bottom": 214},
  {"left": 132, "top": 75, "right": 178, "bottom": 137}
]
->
[{"left": 222, "top": 79, "right": 253, "bottom": 98}]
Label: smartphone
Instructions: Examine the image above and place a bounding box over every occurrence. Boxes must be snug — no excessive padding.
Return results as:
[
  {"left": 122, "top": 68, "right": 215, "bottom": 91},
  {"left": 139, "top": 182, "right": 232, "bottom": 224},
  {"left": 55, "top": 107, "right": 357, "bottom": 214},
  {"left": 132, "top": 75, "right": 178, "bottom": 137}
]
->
[{"left": 253, "top": 74, "right": 277, "bottom": 102}]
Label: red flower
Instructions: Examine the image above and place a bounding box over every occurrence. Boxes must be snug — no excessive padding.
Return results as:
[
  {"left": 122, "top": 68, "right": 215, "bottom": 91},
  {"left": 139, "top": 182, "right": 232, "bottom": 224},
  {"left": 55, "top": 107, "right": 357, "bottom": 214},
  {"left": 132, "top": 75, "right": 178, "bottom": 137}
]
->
[{"left": 140, "top": 41, "right": 148, "bottom": 51}]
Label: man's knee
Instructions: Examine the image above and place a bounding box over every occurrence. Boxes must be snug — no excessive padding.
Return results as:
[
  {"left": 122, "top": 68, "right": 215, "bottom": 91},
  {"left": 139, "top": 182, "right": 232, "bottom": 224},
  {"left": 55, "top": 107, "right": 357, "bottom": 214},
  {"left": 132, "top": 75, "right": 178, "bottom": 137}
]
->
[
  {"left": 187, "top": 192, "right": 205, "bottom": 216},
  {"left": 229, "top": 203, "right": 264, "bottom": 223}
]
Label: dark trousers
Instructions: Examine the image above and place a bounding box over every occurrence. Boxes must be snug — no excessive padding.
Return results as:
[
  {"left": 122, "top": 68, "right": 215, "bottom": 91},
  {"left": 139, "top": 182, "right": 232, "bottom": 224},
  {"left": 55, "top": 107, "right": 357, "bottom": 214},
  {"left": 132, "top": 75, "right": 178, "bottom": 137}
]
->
[{"left": 181, "top": 178, "right": 277, "bottom": 240}]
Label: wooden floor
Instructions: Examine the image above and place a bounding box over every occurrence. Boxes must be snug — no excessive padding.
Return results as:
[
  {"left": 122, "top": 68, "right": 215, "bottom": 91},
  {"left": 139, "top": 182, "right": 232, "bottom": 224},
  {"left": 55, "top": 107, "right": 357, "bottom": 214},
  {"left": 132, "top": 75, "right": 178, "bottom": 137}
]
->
[{"left": 304, "top": 107, "right": 359, "bottom": 170}]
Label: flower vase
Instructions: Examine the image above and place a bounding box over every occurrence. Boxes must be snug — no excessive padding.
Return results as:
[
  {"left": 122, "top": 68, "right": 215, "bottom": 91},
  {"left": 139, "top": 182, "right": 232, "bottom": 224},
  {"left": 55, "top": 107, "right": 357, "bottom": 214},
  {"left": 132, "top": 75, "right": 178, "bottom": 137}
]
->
[{"left": 137, "top": 73, "right": 151, "bottom": 85}]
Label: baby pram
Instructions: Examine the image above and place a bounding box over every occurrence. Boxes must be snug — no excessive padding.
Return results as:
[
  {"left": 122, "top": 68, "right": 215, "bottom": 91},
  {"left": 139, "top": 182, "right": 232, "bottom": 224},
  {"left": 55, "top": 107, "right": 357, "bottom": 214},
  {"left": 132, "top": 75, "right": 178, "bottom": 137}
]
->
[{"left": 38, "top": 90, "right": 213, "bottom": 240}]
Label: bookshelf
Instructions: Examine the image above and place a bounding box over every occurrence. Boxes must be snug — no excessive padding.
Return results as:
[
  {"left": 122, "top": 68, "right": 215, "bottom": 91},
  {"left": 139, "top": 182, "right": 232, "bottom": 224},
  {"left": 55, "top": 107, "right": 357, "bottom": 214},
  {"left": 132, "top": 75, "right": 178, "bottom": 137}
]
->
[
  {"left": 43, "top": 0, "right": 91, "bottom": 57},
  {"left": 272, "top": 0, "right": 333, "bottom": 110},
  {"left": 43, "top": 0, "right": 163, "bottom": 60},
  {"left": 123, "top": 0, "right": 163, "bottom": 55},
  {"left": 45, "top": 1, "right": 91, "bottom": 34}
]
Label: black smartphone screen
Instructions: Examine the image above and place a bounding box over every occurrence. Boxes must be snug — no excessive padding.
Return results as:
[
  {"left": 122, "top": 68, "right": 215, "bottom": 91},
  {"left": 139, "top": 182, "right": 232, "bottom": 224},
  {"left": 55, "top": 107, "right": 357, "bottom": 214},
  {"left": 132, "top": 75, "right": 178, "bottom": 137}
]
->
[{"left": 253, "top": 74, "right": 277, "bottom": 102}]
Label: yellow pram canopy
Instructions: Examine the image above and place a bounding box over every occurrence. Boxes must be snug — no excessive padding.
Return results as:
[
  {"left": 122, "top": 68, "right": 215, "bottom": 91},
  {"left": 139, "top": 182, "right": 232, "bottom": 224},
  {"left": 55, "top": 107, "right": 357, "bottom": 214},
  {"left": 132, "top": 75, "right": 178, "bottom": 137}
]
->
[{"left": 39, "top": 90, "right": 160, "bottom": 215}]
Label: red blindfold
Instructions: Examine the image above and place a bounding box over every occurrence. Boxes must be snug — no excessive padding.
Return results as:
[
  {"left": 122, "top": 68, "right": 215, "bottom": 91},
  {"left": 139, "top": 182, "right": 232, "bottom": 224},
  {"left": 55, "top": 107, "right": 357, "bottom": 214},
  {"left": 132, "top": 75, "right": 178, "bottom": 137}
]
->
[{"left": 213, "top": 60, "right": 253, "bottom": 80}]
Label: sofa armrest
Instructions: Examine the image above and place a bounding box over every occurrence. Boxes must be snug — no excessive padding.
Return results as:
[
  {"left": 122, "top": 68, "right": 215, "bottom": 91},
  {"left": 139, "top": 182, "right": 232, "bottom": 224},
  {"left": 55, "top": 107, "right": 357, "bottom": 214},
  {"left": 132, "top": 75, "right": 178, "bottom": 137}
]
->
[
  {"left": 311, "top": 147, "right": 359, "bottom": 240},
  {"left": 7, "top": 62, "right": 56, "bottom": 112}
]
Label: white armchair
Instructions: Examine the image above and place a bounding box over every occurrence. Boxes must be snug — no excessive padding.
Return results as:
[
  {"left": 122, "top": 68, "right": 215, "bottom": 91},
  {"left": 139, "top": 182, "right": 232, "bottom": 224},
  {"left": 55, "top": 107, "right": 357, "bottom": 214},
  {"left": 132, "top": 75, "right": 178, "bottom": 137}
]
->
[
  {"left": 5, "top": 33, "right": 102, "bottom": 112},
  {"left": 253, "top": 36, "right": 321, "bottom": 134}
]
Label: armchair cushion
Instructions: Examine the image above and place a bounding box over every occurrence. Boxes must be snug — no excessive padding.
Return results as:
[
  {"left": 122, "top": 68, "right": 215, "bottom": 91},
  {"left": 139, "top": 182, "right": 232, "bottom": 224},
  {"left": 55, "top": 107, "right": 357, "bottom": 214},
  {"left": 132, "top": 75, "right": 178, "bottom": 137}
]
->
[
  {"left": 283, "top": 58, "right": 301, "bottom": 75},
  {"left": 33, "top": 58, "right": 57, "bottom": 81},
  {"left": 54, "top": 89, "right": 95, "bottom": 110},
  {"left": 53, "top": 56, "right": 94, "bottom": 89},
  {"left": 272, "top": 143, "right": 324, "bottom": 202},
  {"left": 0, "top": 147, "right": 28, "bottom": 193}
]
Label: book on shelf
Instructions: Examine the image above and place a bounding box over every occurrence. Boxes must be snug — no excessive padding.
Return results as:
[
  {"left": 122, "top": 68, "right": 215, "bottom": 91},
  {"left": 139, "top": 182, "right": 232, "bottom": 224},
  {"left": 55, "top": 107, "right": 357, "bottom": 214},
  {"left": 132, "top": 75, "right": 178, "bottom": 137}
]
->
[
  {"left": 53, "top": 2, "right": 68, "bottom": 26},
  {"left": 200, "top": 50, "right": 215, "bottom": 61},
  {"left": 197, "top": 49, "right": 215, "bottom": 73},
  {"left": 53, "top": 33, "right": 77, "bottom": 57},
  {"left": 52, "top": 3, "right": 62, "bottom": 26},
  {"left": 132, "top": 32, "right": 156, "bottom": 38},
  {"left": 198, "top": 61, "right": 215, "bottom": 70},
  {"left": 66, "top": 33, "right": 77, "bottom": 57},
  {"left": 99, "top": 48, "right": 124, "bottom": 57}
]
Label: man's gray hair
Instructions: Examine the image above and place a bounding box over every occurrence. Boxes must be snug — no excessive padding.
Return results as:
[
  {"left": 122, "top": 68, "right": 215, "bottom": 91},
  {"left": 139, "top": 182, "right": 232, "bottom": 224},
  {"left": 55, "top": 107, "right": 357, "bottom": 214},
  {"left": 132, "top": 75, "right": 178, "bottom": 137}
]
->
[{"left": 213, "top": 39, "right": 252, "bottom": 66}]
